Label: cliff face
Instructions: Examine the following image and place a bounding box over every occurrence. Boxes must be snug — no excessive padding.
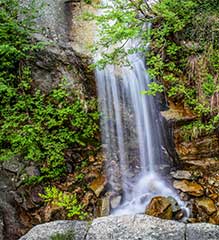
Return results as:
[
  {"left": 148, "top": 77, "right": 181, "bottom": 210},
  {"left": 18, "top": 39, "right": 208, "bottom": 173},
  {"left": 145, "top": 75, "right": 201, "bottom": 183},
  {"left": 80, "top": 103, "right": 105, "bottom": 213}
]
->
[
  {"left": 25, "top": 0, "right": 97, "bottom": 96},
  {"left": 162, "top": 103, "right": 219, "bottom": 170},
  {"left": 162, "top": 101, "right": 219, "bottom": 223},
  {"left": 0, "top": 1, "right": 102, "bottom": 239}
]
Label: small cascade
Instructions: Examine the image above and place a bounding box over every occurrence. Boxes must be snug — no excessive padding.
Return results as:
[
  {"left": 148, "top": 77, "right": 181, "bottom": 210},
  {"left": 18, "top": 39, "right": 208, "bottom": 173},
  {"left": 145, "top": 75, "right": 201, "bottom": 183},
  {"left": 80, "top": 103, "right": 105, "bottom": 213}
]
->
[{"left": 95, "top": 1, "right": 187, "bottom": 215}]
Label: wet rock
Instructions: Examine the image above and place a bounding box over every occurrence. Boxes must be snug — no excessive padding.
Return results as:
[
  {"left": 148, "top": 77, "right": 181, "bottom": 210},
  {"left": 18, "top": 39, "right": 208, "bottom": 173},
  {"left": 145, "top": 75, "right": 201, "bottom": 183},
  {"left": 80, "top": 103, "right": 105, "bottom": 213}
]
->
[
  {"left": 100, "top": 196, "right": 110, "bottom": 217},
  {"left": 174, "top": 210, "right": 184, "bottom": 220},
  {"left": 145, "top": 196, "right": 173, "bottom": 220},
  {"left": 167, "top": 196, "right": 181, "bottom": 213},
  {"left": 19, "top": 220, "right": 89, "bottom": 240},
  {"left": 88, "top": 175, "right": 106, "bottom": 197},
  {"left": 196, "top": 198, "right": 217, "bottom": 215},
  {"left": 171, "top": 170, "right": 193, "bottom": 180},
  {"left": 179, "top": 192, "right": 190, "bottom": 201},
  {"left": 110, "top": 195, "right": 122, "bottom": 209},
  {"left": 173, "top": 180, "right": 204, "bottom": 196}
]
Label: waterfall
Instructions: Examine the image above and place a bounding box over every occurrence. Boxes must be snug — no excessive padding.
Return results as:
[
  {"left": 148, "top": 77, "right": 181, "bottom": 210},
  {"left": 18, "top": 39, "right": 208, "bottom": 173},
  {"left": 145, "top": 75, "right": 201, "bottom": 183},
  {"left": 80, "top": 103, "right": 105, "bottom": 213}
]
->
[{"left": 95, "top": 0, "right": 184, "bottom": 215}]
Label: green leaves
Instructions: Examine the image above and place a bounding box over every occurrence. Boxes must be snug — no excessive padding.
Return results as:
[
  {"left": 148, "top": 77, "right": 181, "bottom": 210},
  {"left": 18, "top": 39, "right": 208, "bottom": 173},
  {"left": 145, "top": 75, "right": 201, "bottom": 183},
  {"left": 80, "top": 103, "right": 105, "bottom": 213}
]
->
[
  {"left": 0, "top": 0, "right": 100, "bottom": 182},
  {"left": 0, "top": 84, "right": 100, "bottom": 181},
  {"left": 89, "top": 0, "right": 219, "bottom": 132},
  {"left": 141, "top": 82, "right": 163, "bottom": 96},
  {"left": 39, "top": 186, "right": 87, "bottom": 219},
  {"left": 85, "top": 0, "right": 150, "bottom": 68}
]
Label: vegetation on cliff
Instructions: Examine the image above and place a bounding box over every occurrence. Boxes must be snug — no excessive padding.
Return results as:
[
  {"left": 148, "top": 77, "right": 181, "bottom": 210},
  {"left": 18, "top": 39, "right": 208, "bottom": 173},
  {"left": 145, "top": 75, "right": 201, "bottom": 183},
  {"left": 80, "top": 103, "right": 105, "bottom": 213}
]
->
[
  {"left": 0, "top": 0, "right": 99, "bottom": 183},
  {"left": 88, "top": 0, "right": 219, "bottom": 138}
]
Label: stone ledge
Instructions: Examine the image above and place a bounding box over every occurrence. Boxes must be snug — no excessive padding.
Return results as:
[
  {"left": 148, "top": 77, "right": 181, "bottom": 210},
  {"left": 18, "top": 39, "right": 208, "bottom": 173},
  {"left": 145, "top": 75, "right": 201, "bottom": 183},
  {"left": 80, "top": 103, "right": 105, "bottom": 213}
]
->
[{"left": 19, "top": 214, "right": 219, "bottom": 240}]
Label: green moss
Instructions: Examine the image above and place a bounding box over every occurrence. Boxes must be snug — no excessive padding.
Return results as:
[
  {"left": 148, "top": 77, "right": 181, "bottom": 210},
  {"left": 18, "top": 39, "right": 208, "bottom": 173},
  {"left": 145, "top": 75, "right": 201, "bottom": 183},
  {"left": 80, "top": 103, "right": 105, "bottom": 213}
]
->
[{"left": 50, "top": 230, "right": 75, "bottom": 240}]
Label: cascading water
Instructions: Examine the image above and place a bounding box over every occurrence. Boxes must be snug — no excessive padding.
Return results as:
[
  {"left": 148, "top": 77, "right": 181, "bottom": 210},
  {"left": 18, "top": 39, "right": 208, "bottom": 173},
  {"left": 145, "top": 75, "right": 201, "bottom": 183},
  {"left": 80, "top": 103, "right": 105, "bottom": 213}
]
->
[{"left": 95, "top": 0, "right": 187, "bottom": 215}]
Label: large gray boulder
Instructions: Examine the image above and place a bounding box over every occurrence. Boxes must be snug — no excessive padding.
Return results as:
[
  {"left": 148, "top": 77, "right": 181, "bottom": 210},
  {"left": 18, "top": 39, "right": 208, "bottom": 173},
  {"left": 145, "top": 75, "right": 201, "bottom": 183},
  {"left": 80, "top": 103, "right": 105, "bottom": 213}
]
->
[
  {"left": 186, "top": 223, "right": 219, "bottom": 240},
  {"left": 19, "top": 215, "right": 219, "bottom": 240},
  {"left": 86, "top": 215, "right": 185, "bottom": 240},
  {"left": 19, "top": 220, "right": 89, "bottom": 240}
]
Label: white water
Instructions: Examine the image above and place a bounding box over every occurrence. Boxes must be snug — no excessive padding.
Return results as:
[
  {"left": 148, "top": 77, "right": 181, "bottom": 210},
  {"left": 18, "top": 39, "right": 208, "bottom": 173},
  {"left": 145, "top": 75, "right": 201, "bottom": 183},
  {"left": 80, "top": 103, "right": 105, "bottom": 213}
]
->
[{"left": 95, "top": 0, "right": 187, "bottom": 215}]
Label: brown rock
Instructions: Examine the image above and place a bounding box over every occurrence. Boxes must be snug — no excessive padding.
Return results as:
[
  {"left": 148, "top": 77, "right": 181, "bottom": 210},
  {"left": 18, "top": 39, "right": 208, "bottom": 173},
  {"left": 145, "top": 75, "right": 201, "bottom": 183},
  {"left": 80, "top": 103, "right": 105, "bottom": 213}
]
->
[
  {"left": 174, "top": 210, "right": 184, "bottom": 220},
  {"left": 82, "top": 192, "right": 94, "bottom": 207},
  {"left": 88, "top": 175, "right": 106, "bottom": 197},
  {"left": 209, "top": 211, "right": 219, "bottom": 225},
  {"left": 145, "top": 196, "right": 173, "bottom": 220},
  {"left": 173, "top": 180, "right": 204, "bottom": 197},
  {"left": 209, "top": 193, "right": 218, "bottom": 201},
  {"left": 88, "top": 156, "right": 95, "bottom": 163},
  {"left": 196, "top": 198, "right": 217, "bottom": 215},
  {"left": 44, "top": 203, "right": 64, "bottom": 222}
]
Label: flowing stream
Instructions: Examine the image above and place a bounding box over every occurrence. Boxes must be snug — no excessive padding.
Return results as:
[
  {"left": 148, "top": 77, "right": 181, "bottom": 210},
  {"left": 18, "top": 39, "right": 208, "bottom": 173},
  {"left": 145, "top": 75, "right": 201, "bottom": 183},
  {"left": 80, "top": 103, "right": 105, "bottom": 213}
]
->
[{"left": 95, "top": 0, "right": 186, "bottom": 215}]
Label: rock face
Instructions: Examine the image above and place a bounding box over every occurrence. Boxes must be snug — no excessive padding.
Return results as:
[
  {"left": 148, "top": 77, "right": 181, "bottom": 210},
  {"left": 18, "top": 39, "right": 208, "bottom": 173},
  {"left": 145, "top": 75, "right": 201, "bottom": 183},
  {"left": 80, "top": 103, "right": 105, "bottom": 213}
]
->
[
  {"left": 0, "top": 170, "right": 26, "bottom": 240},
  {"left": 161, "top": 104, "right": 219, "bottom": 170},
  {"left": 19, "top": 215, "right": 219, "bottom": 240},
  {"left": 0, "top": 2, "right": 100, "bottom": 240},
  {"left": 162, "top": 102, "right": 219, "bottom": 223},
  {"left": 21, "top": 0, "right": 97, "bottom": 95}
]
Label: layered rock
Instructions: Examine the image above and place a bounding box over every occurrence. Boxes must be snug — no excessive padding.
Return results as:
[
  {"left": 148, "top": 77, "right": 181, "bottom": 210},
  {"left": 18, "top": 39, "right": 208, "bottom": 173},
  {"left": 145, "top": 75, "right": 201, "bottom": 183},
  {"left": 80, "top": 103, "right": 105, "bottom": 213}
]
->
[
  {"left": 161, "top": 102, "right": 219, "bottom": 223},
  {"left": 161, "top": 103, "right": 219, "bottom": 170}
]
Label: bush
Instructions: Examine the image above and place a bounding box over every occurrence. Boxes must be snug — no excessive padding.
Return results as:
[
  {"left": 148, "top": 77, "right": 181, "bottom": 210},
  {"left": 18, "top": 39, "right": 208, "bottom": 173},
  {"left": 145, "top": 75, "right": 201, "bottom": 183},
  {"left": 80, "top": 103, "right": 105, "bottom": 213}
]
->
[
  {"left": 0, "top": 0, "right": 100, "bottom": 182},
  {"left": 39, "top": 186, "right": 87, "bottom": 219}
]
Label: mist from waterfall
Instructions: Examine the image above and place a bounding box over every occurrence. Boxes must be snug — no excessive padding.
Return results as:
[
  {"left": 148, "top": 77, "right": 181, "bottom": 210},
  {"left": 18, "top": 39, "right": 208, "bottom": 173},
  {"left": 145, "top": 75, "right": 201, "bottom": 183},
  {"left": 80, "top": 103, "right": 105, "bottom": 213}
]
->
[{"left": 95, "top": 0, "right": 185, "bottom": 215}]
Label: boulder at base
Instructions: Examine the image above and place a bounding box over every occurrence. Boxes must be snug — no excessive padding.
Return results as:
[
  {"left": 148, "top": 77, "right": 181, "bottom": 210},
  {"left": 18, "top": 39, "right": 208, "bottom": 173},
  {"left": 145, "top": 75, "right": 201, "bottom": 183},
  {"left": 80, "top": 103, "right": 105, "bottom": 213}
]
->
[
  {"left": 19, "top": 221, "right": 89, "bottom": 240},
  {"left": 86, "top": 215, "right": 184, "bottom": 240},
  {"left": 19, "top": 215, "right": 219, "bottom": 240},
  {"left": 145, "top": 196, "right": 173, "bottom": 220},
  {"left": 186, "top": 223, "right": 219, "bottom": 240}
]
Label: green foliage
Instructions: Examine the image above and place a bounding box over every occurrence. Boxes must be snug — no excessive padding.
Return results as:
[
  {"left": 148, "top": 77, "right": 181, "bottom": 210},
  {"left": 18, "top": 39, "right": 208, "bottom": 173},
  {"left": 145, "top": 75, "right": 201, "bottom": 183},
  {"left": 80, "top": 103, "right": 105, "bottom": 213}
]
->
[
  {"left": 141, "top": 82, "right": 163, "bottom": 96},
  {"left": 84, "top": 0, "right": 92, "bottom": 4},
  {"left": 181, "top": 117, "right": 218, "bottom": 141},
  {"left": 83, "top": 0, "right": 150, "bottom": 68},
  {"left": 0, "top": 0, "right": 100, "bottom": 182},
  {"left": 149, "top": 0, "right": 219, "bottom": 133},
  {"left": 39, "top": 186, "right": 87, "bottom": 219},
  {"left": 89, "top": 0, "right": 219, "bottom": 136}
]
